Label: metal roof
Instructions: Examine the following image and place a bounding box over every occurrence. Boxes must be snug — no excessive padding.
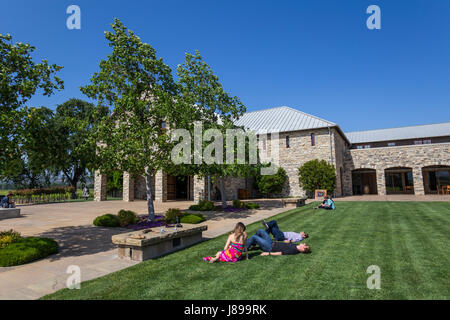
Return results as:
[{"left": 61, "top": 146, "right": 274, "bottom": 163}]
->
[
  {"left": 345, "top": 122, "right": 450, "bottom": 144},
  {"left": 234, "top": 106, "right": 336, "bottom": 134}
]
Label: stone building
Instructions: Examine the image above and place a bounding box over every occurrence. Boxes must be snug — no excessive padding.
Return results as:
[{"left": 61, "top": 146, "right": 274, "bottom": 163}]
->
[{"left": 94, "top": 106, "right": 450, "bottom": 202}]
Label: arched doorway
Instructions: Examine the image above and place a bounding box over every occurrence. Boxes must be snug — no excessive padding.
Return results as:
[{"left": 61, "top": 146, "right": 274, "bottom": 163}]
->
[
  {"left": 422, "top": 165, "right": 450, "bottom": 194},
  {"left": 384, "top": 167, "right": 414, "bottom": 194},
  {"left": 352, "top": 169, "right": 378, "bottom": 195}
]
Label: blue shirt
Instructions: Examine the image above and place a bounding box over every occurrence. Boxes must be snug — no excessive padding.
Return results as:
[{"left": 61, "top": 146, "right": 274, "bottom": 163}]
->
[{"left": 326, "top": 199, "right": 335, "bottom": 209}]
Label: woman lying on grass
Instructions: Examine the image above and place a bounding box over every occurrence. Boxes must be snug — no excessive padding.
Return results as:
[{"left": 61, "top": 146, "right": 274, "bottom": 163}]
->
[{"left": 203, "top": 222, "right": 248, "bottom": 263}]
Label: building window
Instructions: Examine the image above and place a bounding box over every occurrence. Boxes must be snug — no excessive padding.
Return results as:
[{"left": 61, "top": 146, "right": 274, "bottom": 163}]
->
[
  {"left": 357, "top": 145, "right": 363, "bottom": 149},
  {"left": 414, "top": 140, "right": 423, "bottom": 145},
  {"left": 364, "top": 145, "right": 371, "bottom": 149},
  {"left": 423, "top": 139, "right": 431, "bottom": 144},
  {"left": 387, "top": 142, "right": 396, "bottom": 147},
  {"left": 286, "top": 135, "right": 290, "bottom": 148},
  {"left": 311, "top": 133, "right": 315, "bottom": 146}
]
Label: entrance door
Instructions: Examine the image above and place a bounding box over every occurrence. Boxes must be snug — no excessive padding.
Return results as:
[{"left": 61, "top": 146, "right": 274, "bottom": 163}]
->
[
  {"left": 175, "top": 176, "right": 188, "bottom": 199},
  {"left": 167, "top": 175, "right": 176, "bottom": 200},
  {"left": 167, "top": 175, "right": 189, "bottom": 200}
]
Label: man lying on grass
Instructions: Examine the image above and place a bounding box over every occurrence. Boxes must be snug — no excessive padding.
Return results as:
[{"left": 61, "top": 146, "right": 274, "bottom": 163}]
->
[
  {"left": 247, "top": 228, "right": 311, "bottom": 256},
  {"left": 261, "top": 219, "right": 308, "bottom": 243}
]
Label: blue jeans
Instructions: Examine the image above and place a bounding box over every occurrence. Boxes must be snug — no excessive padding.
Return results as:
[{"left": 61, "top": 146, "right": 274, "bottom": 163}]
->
[
  {"left": 247, "top": 229, "right": 273, "bottom": 252},
  {"left": 266, "top": 220, "right": 285, "bottom": 241}
]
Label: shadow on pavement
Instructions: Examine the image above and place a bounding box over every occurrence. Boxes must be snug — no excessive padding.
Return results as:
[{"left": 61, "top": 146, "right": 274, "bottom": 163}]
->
[{"left": 36, "top": 225, "right": 128, "bottom": 261}]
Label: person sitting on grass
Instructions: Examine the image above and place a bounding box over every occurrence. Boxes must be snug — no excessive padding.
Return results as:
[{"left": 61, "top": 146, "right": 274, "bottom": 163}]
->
[
  {"left": 314, "top": 196, "right": 335, "bottom": 210},
  {"left": 261, "top": 219, "right": 308, "bottom": 243},
  {"left": 203, "top": 222, "right": 248, "bottom": 263},
  {"left": 247, "top": 228, "right": 310, "bottom": 256},
  {"left": 1, "top": 193, "right": 15, "bottom": 208}
]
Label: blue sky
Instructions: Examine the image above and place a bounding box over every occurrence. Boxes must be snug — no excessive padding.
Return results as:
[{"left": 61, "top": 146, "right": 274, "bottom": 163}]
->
[{"left": 1, "top": 0, "right": 450, "bottom": 132}]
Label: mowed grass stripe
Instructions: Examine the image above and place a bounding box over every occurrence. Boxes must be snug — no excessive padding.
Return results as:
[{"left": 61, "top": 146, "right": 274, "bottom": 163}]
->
[{"left": 42, "top": 202, "right": 450, "bottom": 300}]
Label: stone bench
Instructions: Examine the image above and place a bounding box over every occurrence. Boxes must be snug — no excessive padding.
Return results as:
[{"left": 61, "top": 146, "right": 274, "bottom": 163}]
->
[
  {"left": 282, "top": 197, "right": 307, "bottom": 208},
  {"left": 112, "top": 224, "right": 208, "bottom": 262},
  {"left": 0, "top": 208, "right": 21, "bottom": 220}
]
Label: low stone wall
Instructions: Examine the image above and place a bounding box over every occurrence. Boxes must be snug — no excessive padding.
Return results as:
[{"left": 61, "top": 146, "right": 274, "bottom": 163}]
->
[
  {"left": 112, "top": 224, "right": 207, "bottom": 261},
  {"left": 0, "top": 208, "right": 21, "bottom": 220}
]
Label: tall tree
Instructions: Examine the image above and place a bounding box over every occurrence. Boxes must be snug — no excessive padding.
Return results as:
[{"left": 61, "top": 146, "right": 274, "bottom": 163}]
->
[
  {"left": 2, "top": 106, "right": 56, "bottom": 188},
  {"left": 0, "top": 33, "right": 63, "bottom": 175},
  {"left": 81, "top": 19, "right": 178, "bottom": 220},
  {"left": 51, "top": 98, "right": 109, "bottom": 196},
  {"left": 174, "top": 51, "right": 254, "bottom": 208}
]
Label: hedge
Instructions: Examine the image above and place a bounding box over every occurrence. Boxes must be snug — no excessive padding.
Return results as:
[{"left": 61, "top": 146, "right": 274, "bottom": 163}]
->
[
  {"left": 93, "top": 214, "right": 121, "bottom": 227},
  {"left": 0, "top": 237, "right": 58, "bottom": 267}
]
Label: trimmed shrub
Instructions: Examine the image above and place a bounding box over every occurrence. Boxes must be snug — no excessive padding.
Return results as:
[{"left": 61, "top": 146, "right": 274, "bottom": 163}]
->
[
  {"left": 232, "top": 199, "right": 246, "bottom": 209},
  {"left": 245, "top": 203, "right": 260, "bottom": 210},
  {"left": 0, "top": 237, "right": 58, "bottom": 267},
  {"left": 189, "top": 200, "right": 215, "bottom": 211},
  {"left": 254, "top": 167, "right": 287, "bottom": 197},
  {"left": 117, "top": 210, "right": 139, "bottom": 227},
  {"left": 93, "top": 214, "right": 120, "bottom": 227},
  {"left": 0, "top": 229, "right": 22, "bottom": 249},
  {"left": 298, "top": 159, "right": 336, "bottom": 194},
  {"left": 165, "top": 208, "right": 184, "bottom": 224},
  {"left": 180, "top": 214, "right": 205, "bottom": 224}
]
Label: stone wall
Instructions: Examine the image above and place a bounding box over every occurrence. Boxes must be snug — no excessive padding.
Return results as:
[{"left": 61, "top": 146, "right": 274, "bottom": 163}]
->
[
  {"left": 343, "top": 143, "right": 450, "bottom": 195},
  {"left": 261, "top": 127, "right": 341, "bottom": 197},
  {"left": 332, "top": 129, "right": 349, "bottom": 197}
]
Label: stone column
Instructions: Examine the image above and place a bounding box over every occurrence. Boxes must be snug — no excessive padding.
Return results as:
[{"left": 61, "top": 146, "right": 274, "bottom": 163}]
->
[
  {"left": 412, "top": 167, "right": 425, "bottom": 195},
  {"left": 193, "top": 176, "right": 206, "bottom": 203},
  {"left": 154, "top": 170, "right": 167, "bottom": 202},
  {"left": 123, "top": 172, "right": 134, "bottom": 202},
  {"left": 376, "top": 168, "right": 386, "bottom": 196},
  {"left": 94, "top": 170, "right": 107, "bottom": 201}
]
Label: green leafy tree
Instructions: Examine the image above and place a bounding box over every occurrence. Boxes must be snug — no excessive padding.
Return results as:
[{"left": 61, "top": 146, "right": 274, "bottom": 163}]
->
[
  {"left": 51, "top": 98, "right": 109, "bottom": 197},
  {"left": 0, "top": 33, "right": 63, "bottom": 174},
  {"left": 2, "top": 106, "right": 56, "bottom": 188},
  {"left": 173, "top": 51, "right": 254, "bottom": 208},
  {"left": 255, "top": 166, "right": 287, "bottom": 198},
  {"left": 81, "top": 19, "right": 178, "bottom": 221},
  {"left": 298, "top": 159, "right": 336, "bottom": 194}
]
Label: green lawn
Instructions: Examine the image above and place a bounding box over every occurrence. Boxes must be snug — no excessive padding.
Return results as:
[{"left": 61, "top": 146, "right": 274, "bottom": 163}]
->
[{"left": 43, "top": 202, "right": 450, "bottom": 300}]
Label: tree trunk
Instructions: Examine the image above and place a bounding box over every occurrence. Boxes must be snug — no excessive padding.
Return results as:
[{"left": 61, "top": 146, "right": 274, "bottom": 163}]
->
[
  {"left": 145, "top": 169, "right": 155, "bottom": 221},
  {"left": 220, "top": 176, "right": 227, "bottom": 209},
  {"left": 70, "top": 180, "right": 78, "bottom": 199}
]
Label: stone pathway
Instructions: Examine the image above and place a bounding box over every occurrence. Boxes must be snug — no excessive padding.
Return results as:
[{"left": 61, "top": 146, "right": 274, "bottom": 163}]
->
[{"left": 0, "top": 199, "right": 289, "bottom": 300}]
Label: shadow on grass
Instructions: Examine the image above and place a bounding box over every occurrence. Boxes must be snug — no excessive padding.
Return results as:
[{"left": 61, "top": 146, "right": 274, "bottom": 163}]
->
[{"left": 36, "top": 225, "right": 129, "bottom": 261}]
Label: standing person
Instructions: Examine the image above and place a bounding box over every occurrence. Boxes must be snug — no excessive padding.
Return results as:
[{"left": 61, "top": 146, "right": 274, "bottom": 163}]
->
[
  {"left": 1, "top": 193, "right": 15, "bottom": 208},
  {"left": 247, "top": 228, "right": 311, "bottom": 255},
  {"left": 204, "top": 222, "right": 248, "bottom": 263},
  {"left": 82, "top": 185, "right": 90, "bottom": 201},
  {"left": 261, "top": 219, "right": 308, "bottom": 243}
]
